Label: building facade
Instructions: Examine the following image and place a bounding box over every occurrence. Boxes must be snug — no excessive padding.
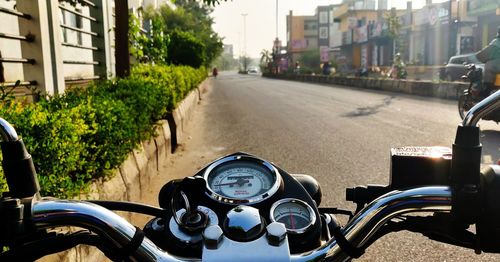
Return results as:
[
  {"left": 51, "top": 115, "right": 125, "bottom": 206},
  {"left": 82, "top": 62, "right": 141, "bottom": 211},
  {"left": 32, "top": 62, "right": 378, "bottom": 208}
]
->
[
  {"left": 284, "top": 0, "right": 499, "bottom": 74},
  {"left": 286, "top": 11, "right": 318, "bottom": 63}
]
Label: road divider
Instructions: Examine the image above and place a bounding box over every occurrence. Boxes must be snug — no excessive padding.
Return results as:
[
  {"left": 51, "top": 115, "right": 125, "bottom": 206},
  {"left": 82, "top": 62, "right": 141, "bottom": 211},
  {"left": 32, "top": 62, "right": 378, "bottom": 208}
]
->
[{"left": 263, "top": 73, "right": 467, "bottom": 100}]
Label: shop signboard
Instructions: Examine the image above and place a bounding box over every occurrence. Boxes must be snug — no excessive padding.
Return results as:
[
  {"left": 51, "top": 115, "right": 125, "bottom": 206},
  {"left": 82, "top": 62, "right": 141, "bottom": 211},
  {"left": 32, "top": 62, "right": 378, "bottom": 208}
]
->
[
  {"left": 467, "top": 0, "right": 498, "bottom": 16},
  {"left": 320, "top": 46, "right": 329, "bottom": 62},
  {"left": 414, "top": 2, "right": 450, "bottom": 27},
  {"left": 329, "top": 23, "right": 341, "bottom": 48},
  {"left": 319, "top": 27, "right": 328, "bottom": 39},
  {"left": 347, "top": 16, "right": 358, "bottom": 29},
  {"left": 319, "top": 11, "right": 328, "bottom": 24},
  {"left": 355, "top": 25, "right": 368, "bottom": 43},
  {"left": 342, "top": 30, "right": 352, "bottom": 45},
  {"left": 370, "top": 22, "right": 383, "bottom": 37},
  {"left": 291, "top": 39, "right": 307, "bottom": 50}
]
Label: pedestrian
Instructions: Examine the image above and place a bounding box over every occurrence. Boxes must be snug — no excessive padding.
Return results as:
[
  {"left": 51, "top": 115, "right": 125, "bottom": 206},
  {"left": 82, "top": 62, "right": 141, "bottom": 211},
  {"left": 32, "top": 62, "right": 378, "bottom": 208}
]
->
[
  {"left": 294, "top": 62, "right": 300, "bottom": 75},
  {"left": 322, "top": 62, "right": 331, "bottom": 76}
]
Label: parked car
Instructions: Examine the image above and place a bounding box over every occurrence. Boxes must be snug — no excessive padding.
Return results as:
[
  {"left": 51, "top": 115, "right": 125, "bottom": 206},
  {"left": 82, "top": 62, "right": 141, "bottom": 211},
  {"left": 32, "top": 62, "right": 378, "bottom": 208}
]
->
[{"left": 443, "top": 53, "right": 484, "bottom": 81}]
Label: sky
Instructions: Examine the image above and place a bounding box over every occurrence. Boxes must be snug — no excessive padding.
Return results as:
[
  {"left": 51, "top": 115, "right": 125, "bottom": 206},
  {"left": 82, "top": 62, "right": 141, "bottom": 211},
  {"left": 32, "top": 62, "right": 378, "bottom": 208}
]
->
[{"left": 211, "top": 0, "right": 437, "bottom": 58}]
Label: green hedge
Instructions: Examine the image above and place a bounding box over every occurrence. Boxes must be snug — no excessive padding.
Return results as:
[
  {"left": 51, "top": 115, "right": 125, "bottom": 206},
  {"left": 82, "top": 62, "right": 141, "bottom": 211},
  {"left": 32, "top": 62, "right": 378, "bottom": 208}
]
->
[{"left": 0, "top": 64, "right": 206, "bottom": 198}]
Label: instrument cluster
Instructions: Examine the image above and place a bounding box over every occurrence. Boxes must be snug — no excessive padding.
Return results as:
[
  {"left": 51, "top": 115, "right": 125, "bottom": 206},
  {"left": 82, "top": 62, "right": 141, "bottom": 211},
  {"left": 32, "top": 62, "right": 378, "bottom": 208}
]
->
[
  {"left": 202, "top": 154, "right": 317, "bottom": 235},
  {"left": 149, "top": 153, "right": 323, "bottom": 256}
]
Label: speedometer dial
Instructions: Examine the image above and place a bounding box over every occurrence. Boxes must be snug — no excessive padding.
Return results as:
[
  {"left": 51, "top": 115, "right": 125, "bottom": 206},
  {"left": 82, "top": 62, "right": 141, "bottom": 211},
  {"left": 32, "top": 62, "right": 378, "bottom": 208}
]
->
[
  {"left": 270, "top": 199, "right": 316, "bottom": 234},
  {"left": 203, "top": 155, "right": 282, "bottom": 204}
]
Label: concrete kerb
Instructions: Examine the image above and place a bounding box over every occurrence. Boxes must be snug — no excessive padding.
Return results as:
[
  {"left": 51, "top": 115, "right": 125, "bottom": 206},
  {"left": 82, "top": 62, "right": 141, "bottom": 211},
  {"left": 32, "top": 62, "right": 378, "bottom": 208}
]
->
[
  {"left": 161, "top": 120, "right": 172, "bottom": 156},
  {"left": 119, "top": 153, "right": 141, "bottom": 201},
  {"left": 98, "top": 168, "right": 128, "bottom": 201}
]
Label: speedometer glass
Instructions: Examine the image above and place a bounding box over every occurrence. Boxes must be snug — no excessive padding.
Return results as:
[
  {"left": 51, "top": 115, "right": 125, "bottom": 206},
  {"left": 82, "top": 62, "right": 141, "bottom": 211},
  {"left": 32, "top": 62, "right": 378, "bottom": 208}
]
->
[
  {"left": 270, "top": 198, "right": 316, "bottom": 234},
  {"left": 203, "top": 155, "right": 282, "bottom": 203}
]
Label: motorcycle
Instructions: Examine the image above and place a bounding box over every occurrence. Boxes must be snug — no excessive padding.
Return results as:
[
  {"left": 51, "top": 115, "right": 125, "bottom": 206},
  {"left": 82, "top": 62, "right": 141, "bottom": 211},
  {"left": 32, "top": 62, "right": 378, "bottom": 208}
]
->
[
  {"left": 0, "top": 90, "right": 500, "bottom": 261},
  {"left": 458, "top": 63, "right": 500, "bottom": 121}
]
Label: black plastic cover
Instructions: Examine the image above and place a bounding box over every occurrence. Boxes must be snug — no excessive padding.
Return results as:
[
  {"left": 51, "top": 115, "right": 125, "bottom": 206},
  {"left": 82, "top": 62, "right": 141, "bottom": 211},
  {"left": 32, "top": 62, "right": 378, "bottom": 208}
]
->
[
  {"left": 390, "top": 146, "right": 452, "bottom": 189},
  {"left": 291, "top": 174, "right": 322, "bottom": 206}
]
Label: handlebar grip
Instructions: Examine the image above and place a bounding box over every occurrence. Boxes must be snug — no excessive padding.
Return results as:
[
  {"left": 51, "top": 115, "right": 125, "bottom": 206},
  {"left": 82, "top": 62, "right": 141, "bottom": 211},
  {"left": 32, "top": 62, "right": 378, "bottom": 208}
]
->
[
  {"left": 1, "top": 139, "right": 39, "bottom": 199},
  {"left": 477, "top": 165, "right": 500, "bottom": 253}
]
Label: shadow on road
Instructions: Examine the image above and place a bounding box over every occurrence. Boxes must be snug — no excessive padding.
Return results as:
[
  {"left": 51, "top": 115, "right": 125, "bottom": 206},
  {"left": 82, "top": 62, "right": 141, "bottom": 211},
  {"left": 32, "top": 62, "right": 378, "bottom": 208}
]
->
[
  {"left": 343, "top": 96, "right": 396, "bottom": 117},
  {"left": 481, "top": 130, "right": 500, "bottom": 164}
]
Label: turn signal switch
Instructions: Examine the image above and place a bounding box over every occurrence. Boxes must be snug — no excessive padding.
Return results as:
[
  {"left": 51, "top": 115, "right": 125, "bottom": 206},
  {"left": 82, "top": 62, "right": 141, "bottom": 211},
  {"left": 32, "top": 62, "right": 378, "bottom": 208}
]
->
[{"left": 0, "top": 197, "right": 25, "bottom": 244}]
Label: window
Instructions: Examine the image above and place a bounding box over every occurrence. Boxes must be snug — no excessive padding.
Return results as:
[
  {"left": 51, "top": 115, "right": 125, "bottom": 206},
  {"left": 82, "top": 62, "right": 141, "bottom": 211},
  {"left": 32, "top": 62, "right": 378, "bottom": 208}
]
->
[
  {"left": 450, "top": 57, "right": 465, "bottom": 64},
  {"left": 60, "top": 8, "right": 83, "bottom": 45}
]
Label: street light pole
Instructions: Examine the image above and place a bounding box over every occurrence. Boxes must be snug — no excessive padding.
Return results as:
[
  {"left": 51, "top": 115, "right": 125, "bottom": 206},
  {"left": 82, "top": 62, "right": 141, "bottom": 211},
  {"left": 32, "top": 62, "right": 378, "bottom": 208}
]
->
[
  {"left": 276, "top": 0, "right": 278, "bottom": 39},
  {"left": 241, "top": 13, "right": 248, "bottom": 72}
]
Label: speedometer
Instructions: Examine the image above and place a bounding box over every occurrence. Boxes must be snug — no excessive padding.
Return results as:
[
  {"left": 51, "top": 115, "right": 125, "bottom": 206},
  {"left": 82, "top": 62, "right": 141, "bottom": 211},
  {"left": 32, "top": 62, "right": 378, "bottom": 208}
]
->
[{"left": 203, "top": 155, "right": 282, "bottom": 204}]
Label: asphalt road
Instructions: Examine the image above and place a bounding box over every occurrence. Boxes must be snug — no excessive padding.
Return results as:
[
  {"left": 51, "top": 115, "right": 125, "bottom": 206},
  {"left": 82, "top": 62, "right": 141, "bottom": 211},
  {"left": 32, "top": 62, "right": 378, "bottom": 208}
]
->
[{"left": 164, "top": 71, "right": 500, "bottom": 261}]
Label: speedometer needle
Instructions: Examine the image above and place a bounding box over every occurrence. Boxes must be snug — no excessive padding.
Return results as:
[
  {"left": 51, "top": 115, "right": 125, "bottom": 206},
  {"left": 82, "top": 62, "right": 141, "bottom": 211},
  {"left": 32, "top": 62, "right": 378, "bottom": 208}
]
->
[
  {"left": 214, "top": 179, "right": 249, "bottom": 187},
  {"left": 289, "top": 209, "right": 296, "bottom": 229}
]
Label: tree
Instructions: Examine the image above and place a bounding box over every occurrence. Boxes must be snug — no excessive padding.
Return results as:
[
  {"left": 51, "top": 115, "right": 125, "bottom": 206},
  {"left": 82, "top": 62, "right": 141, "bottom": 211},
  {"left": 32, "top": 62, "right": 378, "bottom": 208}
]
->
[
  {"left": 260, "top": 49, "right": 272, "bottom": 65},
  {"left": 385, "top": 9, "right": 405, "bottom": 58},
  {"left": 154, "top": 2, "right": 223, "bottom": 67},
  {"left": 299, "top": 49, "right": 321, "bottom": 72},
  {"left": 129, "top": 13, "right": 168, "bottom": 63},
  {"left": 167, "top": 30, "right": 206, "bottom": 67}
]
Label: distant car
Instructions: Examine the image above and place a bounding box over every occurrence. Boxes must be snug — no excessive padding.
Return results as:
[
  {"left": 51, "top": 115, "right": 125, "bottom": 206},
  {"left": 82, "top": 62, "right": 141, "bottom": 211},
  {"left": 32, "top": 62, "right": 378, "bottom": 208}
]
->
[
  {"left": 443, "top": 53, "right": 484, "bottom": 81},
  {"left": 247, "top": 68, "right": 259, "bottom": 74}
]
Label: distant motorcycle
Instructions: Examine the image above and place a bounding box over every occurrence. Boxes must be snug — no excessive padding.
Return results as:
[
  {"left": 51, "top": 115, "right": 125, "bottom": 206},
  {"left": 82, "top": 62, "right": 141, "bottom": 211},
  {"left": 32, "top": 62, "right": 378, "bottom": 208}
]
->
[
  {"left": 212, "top": 68, "right": 218, "bottom": 78},
  {"left": 458, "top": 63, "right": 500, "bottom": 122}
]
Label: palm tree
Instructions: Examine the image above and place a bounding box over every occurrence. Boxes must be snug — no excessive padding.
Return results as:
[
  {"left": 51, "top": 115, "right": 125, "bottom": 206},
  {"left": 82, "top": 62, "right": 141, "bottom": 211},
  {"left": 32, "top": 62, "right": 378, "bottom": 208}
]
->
[
  {"left": 260, "top": 49, "right": 273, "bottom": 73},
  {"left": 260, "top": 49, "right": 272, "bottom": 65}
]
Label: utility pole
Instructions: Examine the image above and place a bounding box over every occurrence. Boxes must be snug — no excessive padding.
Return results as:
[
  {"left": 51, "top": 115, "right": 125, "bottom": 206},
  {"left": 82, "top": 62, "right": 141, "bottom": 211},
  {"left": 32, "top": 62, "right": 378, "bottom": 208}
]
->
[
  {"left": 241, "top": 13, "right": 248, "bottom": 72},
  {"left": 276, "top": 0, "right": 278, "bottom": 39},
  {"left": 115, "top": 0, "right": 130, "bottom": 77}
]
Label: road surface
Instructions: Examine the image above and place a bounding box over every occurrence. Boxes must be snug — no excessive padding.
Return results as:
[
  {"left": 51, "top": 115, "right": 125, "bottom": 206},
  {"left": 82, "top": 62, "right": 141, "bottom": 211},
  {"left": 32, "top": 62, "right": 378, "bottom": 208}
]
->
[{"left": 157, "top": 71, "right": 500, "bottom": 261}]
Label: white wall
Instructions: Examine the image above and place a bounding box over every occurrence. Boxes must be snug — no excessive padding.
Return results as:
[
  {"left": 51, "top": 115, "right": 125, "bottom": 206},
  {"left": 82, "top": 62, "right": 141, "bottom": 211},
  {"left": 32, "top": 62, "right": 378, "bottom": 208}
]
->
[{"left": 0, "top": 1, "right": 25, "bottom": 82}]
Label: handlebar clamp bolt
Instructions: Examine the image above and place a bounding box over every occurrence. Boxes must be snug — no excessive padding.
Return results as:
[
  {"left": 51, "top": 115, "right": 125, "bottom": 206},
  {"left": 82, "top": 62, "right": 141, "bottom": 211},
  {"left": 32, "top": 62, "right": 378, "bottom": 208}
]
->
[
  {"left": 203, "top": 225, "right": 224, "bottom": 250},
  {"left": 266, "top": 222, "right": 287, "bottom": 246}
]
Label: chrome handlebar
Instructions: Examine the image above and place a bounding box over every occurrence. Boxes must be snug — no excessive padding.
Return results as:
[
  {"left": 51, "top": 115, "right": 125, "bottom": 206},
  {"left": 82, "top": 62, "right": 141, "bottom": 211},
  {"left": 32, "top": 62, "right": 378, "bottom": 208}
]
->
[
  {"left": 32, "top": 186, "right": 452, "bottom": 262},
  {"left": 290, "top": 186, "right": 451, "bottom": 262},
  {"left": 0, "top": 118, "right": 19, "bottom": 142},
  {"left": 462, "top": 89, "right": 500, "bottom": 127}
]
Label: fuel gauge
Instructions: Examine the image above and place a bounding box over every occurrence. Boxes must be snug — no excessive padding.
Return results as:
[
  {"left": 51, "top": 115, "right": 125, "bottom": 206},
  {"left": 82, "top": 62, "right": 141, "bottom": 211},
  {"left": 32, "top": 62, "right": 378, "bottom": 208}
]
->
[{"left": 270, "top": 198, "right": 316, "bottom": 234}]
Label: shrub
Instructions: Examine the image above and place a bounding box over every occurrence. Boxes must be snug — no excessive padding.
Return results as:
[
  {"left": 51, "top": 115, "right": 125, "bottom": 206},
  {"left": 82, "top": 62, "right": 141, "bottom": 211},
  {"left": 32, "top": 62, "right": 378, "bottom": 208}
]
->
[
  {"left": 0, "top": 101, "right": 93, "bottom": 198},
  {"left": 0, "top": 64, "right": 207, "bottom": 198}
]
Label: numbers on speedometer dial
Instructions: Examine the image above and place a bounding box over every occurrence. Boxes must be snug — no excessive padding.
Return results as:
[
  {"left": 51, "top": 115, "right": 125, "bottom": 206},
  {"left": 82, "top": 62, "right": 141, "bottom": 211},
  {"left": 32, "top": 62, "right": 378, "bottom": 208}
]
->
[{"left": 209, "top": 167, "right": 271, "bottom": 199}]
